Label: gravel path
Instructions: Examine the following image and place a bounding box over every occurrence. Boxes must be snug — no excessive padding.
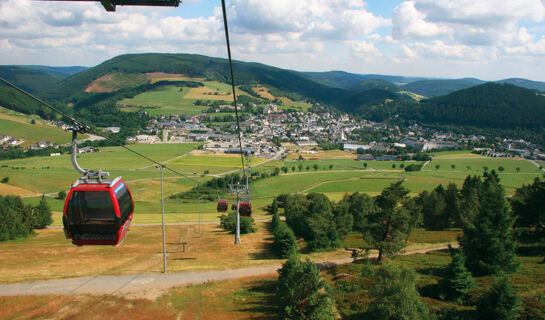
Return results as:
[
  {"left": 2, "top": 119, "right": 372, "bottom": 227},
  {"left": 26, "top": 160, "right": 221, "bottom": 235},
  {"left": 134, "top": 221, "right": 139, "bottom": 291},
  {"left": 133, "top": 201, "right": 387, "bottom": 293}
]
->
[{"left": 0, "top": 245, "right": 452, "bottom": 296}]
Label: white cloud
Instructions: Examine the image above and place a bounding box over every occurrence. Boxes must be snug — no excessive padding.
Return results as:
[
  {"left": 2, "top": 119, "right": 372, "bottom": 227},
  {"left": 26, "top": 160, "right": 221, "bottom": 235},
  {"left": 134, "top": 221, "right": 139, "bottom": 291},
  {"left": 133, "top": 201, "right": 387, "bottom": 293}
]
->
[
  {"left": 392, "top": 1, "right": 449, "bottom": 39},
  {"left": 392, "top": 0, "right": 545, "bottom": 47},
  {"left": 228, "top": 0, "right": 390, "bottom": 40},
  {"left": 351, "top": 40, "right": 382, "bottom": 58}
]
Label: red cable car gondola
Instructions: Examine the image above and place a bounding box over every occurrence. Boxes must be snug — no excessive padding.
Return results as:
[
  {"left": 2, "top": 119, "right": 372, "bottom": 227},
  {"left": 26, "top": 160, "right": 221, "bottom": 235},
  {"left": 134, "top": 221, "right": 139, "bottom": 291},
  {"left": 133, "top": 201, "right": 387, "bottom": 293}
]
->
[
  {"left": 63, "top": 177, "right": 134, "bottom": 246},
  {"left": 239, "top": 202, "right": 252, "bottom": 217},
  {"left": 217, "top": 199, "right": 228, "bottom": 212},
  {"left": 62, "top": 129, "right": 134, "bottom": 246}
]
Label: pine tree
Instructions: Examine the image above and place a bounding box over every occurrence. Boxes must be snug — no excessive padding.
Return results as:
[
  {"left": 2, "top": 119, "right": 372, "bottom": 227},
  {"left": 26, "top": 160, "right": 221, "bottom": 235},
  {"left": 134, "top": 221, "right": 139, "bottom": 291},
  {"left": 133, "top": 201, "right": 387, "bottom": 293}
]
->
[
  {"left": 365, "top": 181, "right": 411, "bottom": 262},
  {"left": 367, "top": 262, "right": 429, "bottom": 320},
  {"left": 444, "top": 183, "right": 461, "bottom": 227},
  {"left": 477, "top": 277, "right": 520, "bottom": 320},
  {"left": 459, "top": 171, "right": 518, "bottom": 276},
  {"left": 270, "top": 198, "right": 279, "bottom": 215},
  {"left": 439, "top": 245, "right": 476, "bottom": 302},
  {"left": 34, "top": 195, "right": 52, "bottom": 229},
  {"left": 277, "top": 252, "right": 337, "bottom": 320}
]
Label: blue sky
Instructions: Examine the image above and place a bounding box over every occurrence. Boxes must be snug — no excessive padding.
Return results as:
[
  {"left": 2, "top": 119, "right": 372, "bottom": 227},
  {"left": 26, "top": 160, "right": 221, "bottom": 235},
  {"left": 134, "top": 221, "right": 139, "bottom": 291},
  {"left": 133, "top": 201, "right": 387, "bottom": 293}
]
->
[{"left": 1, "top": 0, "right": 545, "bottom": 81}]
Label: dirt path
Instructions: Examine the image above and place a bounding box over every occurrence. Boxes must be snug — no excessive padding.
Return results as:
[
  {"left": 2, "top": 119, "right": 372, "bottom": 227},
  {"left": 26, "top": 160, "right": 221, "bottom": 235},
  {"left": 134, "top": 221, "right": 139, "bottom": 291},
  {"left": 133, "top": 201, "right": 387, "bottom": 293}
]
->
[{"left": 0, "top": 246, "right": 452, "bottom": 296}]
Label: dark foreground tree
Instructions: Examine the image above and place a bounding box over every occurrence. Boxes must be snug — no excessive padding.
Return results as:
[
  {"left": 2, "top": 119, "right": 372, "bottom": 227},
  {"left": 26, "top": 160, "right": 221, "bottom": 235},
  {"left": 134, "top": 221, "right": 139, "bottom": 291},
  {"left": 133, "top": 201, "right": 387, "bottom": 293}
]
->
[
  {"left": 439, "top": 245, "right": 476, "bottom": 302},
  {"left": 365, "top": 181, "right": 411, "bottom": 262},
  {"left": 367, "top": 262, "right": 428, "bottom": 320},
  {"left": 477, "top": 277, "right": 520, "bottom": 320},
  {"left": 459, "top": 171, "right": 518, "bottom": 276},
  {"left": 34, "top": 195, "right": 52, "bottom": 229},
  {"left": 277, "top": 252, "right": 337, "bottom": 320},
  {"left": 511, "top": 177, "right": 545, "bottom": 241}
]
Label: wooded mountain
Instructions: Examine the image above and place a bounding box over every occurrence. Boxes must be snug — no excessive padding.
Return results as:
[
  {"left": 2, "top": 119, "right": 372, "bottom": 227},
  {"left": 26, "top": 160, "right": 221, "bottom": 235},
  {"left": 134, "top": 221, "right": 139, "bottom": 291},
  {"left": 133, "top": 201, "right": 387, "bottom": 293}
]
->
[
  {"left": 349, "top": 79, "right": 401, "bottom": 93},
  {"left": 497, "top": 78, "right": 545, "bottom": 93},
  {"left": 0, "top": 66, "right": 65, "bottom": 94},
  {"left": 405, "top": 83, "right": 545, "bottom": 130},
  {"left": 1, "top": 53, "right": 545, "bottom": 143},
  {"left": 301, "top": 71, "right": 426, "bottom": 89},
  {"left": 401, "top": 78, "right": 485, "bottom": 98}
]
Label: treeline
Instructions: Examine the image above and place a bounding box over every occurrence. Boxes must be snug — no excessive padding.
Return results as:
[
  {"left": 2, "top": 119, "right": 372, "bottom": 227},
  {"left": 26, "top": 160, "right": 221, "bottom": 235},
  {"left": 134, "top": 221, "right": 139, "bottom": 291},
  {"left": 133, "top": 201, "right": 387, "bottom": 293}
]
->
[
  {"left": 170, "top": 173, "right": 243, "bottom": 201},
  {"left": 0, "top": 195, "right": 52, "bottom": 241},
  {"left": 360, "top": 82, "right": 545, "bottom": 145},
  {"left": 275, "top": 172, "right": 542, "bottom": 319}
]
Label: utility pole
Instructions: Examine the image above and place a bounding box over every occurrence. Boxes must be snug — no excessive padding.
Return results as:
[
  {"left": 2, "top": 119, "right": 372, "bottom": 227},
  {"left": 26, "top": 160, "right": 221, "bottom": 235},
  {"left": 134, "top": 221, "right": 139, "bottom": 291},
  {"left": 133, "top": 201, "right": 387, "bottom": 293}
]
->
[
  {"left": 158, "top": 164, "right": 167, "bottom": 273},
  {"left": 229, "top": 183, "right": 246, "bottom": 244},
  {"left": 198, "top": 196, "right": 203, "bottom": 238}
]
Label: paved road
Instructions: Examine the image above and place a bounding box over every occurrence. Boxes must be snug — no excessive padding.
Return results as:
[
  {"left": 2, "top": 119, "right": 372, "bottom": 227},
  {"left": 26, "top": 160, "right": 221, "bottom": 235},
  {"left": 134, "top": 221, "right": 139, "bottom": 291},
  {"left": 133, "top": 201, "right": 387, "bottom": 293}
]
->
[{"left": 0, "top": 246, "right": 452, "bottom": 296}]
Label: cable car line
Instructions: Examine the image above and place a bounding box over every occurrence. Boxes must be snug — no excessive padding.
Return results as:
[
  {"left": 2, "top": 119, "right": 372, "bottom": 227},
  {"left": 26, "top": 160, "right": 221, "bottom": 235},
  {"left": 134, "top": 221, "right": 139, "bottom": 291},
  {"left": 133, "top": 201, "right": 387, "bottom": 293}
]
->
[
  {"left": 221, "top": 0, "right": 246, "bottom": 175},
  {"left": 0, "top": 76, "right": 200, "bottom": 185}
]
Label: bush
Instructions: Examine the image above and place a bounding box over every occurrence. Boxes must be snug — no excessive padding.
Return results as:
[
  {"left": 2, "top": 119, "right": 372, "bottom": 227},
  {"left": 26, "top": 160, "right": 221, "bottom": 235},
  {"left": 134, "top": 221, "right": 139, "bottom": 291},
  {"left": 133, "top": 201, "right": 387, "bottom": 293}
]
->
[
  {"left": 1, "top": 177, "right": 8, "bottom": 183},
  {"left": 56, "top": 191, "right": 66, "bottom": 200},
  {"left": 219, "top": 211, "right": 255, "bottom": 234},
  {"left": 405, "top": 164, "right": 423, "bottom": 172},
  {"left": 476, "top": 277, "right": 520, "bottom": 320},
  {"left": 0, "top": 195, "right": 35, "bottom": 241},
  {"left": 439, "top": 246, "right": 476, "bottom": 302},
  {"left": 271, "top": 213, "right": 298, "bottom": 258},
  {"left": 277, "top": 252, "right": 337, "bottom": 320},
  {"left": 366, "top": 262, "right": 428, "bottom": 319}
]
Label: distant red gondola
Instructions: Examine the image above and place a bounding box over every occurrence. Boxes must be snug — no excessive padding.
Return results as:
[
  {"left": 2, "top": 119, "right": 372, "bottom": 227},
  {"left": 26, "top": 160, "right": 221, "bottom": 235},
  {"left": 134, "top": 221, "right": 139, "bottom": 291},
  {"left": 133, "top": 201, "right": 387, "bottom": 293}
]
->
[
  {"left": 217, "top": 200, "right": 228, "bottom": 212},
  {"left": 63, "top": 177, "right": 134, "bottom": 246}
]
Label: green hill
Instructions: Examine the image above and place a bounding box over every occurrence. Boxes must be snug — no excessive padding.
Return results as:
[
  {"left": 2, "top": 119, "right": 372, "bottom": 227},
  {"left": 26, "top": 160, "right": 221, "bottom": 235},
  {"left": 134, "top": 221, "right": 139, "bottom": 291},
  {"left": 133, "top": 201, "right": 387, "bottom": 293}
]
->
[
  {"left": 0, "top": 66, "right": 64, "bottom": 94},
  {"left": 497, "top": 78, "right": 545, "bottom": 93},
  {"left": 412, "top": 82, "right": 545, "bottom": 129},
  {"left": 349, "top": 79, "right": 401, "bottom": 93},
  {"left": 401, "top": 78, "right": 485, "bottom": 97}
]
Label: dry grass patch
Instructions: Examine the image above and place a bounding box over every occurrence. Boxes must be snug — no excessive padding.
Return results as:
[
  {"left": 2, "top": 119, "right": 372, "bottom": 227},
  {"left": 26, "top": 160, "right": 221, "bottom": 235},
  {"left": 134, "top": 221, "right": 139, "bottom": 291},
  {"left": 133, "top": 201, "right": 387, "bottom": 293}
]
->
[
  {"left": 0, "top": 222, "right": 280, "bottom": 283},
  {"left": 252, "top": 85, "right": 275, "bottom": 100},
  {"left": 0, "top": 183, "right": 37, "bottom": 197},
  {"left": 145, "top": 72, "right": 204, "bottom": 83},
  {"left": 0, "top": 294, "right": 179, "bottom": 320}
]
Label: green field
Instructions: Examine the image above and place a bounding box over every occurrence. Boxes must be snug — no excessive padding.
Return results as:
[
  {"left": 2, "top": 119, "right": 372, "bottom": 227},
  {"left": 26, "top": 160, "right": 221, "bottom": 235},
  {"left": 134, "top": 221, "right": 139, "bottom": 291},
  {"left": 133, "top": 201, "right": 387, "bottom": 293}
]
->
[
  {"left": 1, "top": 148, "right": 543, "bottom": 225},
  {"left": 120, "top": 85, "right": 206, "bottom": 116},
  {"left": 0, "top": 118, "right": 78, "bottom": 146}
]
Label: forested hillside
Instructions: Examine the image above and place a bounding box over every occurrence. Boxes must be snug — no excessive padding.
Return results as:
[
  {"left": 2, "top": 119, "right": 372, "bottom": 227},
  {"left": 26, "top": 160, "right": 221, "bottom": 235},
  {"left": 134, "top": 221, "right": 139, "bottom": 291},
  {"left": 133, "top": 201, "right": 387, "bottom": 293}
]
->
[
  {"left": 415, "top": 83, "right": 545, "bottom": 129},
  {"left": 0, "top": 66, "right": 64, "bottom": 94},
  {"left": 401, "top": 78, "right": 485, "bottom": 97}
]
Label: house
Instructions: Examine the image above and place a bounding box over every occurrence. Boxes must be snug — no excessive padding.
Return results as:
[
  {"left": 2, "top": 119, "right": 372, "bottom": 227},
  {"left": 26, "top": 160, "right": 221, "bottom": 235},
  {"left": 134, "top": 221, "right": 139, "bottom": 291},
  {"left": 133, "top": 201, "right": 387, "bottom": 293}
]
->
[
  {"left": 0, "top": 135, "right": 11, "bottom": 143},
  {"left": 344, "top": 143, "right": 371, "bottom": 152},
  {"left": 357, "top": 154, "right": 374, "bottom": 161},
  {"left": 104, "top": 127, "right": 121, "bottom": 133}
]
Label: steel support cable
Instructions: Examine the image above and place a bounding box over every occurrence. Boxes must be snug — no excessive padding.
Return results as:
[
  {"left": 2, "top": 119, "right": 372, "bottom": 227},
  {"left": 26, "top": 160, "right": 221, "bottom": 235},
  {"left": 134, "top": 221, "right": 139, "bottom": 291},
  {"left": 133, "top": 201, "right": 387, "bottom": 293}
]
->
[
  {"left": 221, "top": 0, "right": 247, "bottom": 176},
  {"left": 0, "top": 77, "right": 199, "bottom": 184}
]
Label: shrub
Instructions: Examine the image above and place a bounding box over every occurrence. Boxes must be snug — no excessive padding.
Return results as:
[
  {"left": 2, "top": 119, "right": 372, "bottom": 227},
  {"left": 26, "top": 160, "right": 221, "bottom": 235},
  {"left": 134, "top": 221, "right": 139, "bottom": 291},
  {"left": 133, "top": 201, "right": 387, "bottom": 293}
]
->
[
  {"left": 476, "top": 277, "right": 520, "bottom": 320},
  {"left": 405, "top": 164, "right": 423, "bottom": 172},
  {"left": 219, "top": 211, "right": 255, "bottom": 234},
  {"left": 366, "top": 262, "right": 428, "bottom": 319},
  {"left": 1, "top": 177, "right": 8, "bottom": 183},
  {"left": 272, "top": 217, "right": 298, "bottom": 258}
]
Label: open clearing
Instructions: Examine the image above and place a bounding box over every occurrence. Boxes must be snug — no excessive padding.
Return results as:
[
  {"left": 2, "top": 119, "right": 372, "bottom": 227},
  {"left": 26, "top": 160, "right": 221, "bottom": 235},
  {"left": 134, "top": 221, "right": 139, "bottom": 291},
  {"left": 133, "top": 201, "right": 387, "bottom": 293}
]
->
[{"left": 0, "top": 117, "right": 76, "bottom": 146}]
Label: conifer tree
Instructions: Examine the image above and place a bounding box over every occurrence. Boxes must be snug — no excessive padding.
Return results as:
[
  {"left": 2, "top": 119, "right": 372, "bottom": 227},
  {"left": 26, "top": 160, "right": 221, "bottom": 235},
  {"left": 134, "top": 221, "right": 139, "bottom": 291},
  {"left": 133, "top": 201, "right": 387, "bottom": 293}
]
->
[
  {"left": 477, "top": 277, "right": 520, "bottom": 320},
  {"left": 34, "top": 195, "right": 52, "bottom": 229},
  {"left": 439, "top": 245, "right": 476, "bottom": 302},
  {"left": 277, "top": 252, "right": 337, "bottom": 320},
  {"left": 459, "top": 171, "right": 518, "bottom": 276},
  {"left": 365, "top": 181, "right": 411, "bottom": 262},
  {"left": 367, "top": 262, "right": 429, "bottom": 320},
  {"left": 270, "top": 198, "right": 279, "bottom": 215}
]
